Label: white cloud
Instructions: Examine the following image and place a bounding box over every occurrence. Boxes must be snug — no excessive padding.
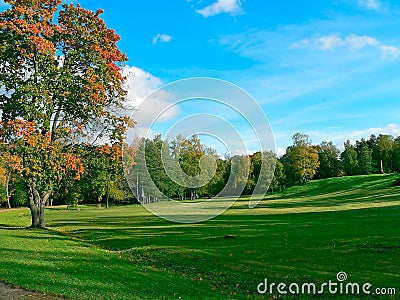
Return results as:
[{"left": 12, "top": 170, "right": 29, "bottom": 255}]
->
[
  {"left": 274, "top": 124, "right": 400, "bottom": 154},
  {"left": 122, "top": 66, "right": 179, "bottom": 142},
  {"left": 307, "top": 123, "right": 400, "bottom": 150},
  {"left": 358, "top": 0, "right": 382, "bottom": 10},
  {"left": 275, "top": 147, "right": 286, "bottom": 158},
  {"left": 292, "top": 34, "right": 400, "bottom": 58},
  {"left": 379, "top": 45, "right": 400, "bottom": 58},
  {"left": 123, "top": 66, "right": 162, "bottom": 107},
  {"left": 345, "top": 34, "right": 379, "bottom": 50},
  {"left": 317, "top": 35, "right": 343, "bottom": 50},
  {"left": 123, "top": 65, "right": 179, "bottom": 122},
  {"left": 196, "top": 0, "right": 243, "bottom": 18},
  {"left": 343, "top": 123, "right": 400, "bottom": 140},
  {"left": 152, "top": 33, "right": 173, "bottom": 45}
]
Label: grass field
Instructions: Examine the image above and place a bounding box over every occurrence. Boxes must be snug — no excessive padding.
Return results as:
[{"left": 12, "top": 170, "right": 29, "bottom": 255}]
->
[{"left": 0, "top": 174, "right": 399, "bottom": 299}]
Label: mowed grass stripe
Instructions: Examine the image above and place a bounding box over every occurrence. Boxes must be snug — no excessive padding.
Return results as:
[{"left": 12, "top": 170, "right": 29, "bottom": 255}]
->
[{"left": 0, "top": 174, "right": 399, "bottom": 299}]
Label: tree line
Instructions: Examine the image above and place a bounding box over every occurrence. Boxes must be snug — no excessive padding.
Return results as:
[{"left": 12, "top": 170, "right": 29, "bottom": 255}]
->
[
  {"left": 126, "top": 131, "right": 400, "bottom": 201},
  {"left": 283, "top": 133, "right": 400, "bottom": 182},
  {"left": 2, "top": 131, "right": 399, "bottom": 210}
]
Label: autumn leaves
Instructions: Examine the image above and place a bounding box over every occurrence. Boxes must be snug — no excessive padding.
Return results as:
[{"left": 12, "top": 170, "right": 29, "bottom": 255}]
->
[{"left": 0, "top": 1, "right": 133, "bottom": 226}]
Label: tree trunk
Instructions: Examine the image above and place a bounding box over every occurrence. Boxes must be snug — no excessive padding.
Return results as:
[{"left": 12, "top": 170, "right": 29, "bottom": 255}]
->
[
  {"left": 30, "top": 203, "right": 45, "bottom": 228},
  {"left": 27, "top": 182, "right": 51, "bottom": 228},
  {"left": 105, "top": 181, "right": 109, "bottom": 208}
]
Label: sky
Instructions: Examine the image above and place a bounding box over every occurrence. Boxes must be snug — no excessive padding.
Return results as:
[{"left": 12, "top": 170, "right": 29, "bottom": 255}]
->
[{"left": 2, "top": 0, "right": 400, "bottom": 156}]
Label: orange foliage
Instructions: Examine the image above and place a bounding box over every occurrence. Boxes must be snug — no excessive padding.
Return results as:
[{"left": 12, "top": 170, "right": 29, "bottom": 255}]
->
[
  {"left": 97, "top": 144, "right": 123, "bottom": 162},
  {"left": 0, "top": 119, "right": 84, "bottom": 182},
  {"left": 0, "top": 0, "right": 61, "bottom": 56},
  {"left": 0, "top": 119, "right": 35, "bottom": 139},
  {"left": 65, "top": 153, "right": 85, "bottom": 180}
]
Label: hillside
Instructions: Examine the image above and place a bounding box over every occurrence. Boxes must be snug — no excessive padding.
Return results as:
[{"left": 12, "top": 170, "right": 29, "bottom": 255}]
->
[{"left": 0, "top": 174, "right": 399, "bottom": 299}]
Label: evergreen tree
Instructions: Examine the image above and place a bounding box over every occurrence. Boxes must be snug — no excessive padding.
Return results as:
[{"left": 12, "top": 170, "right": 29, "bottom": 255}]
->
[
  {"left": 356, "top": 139, "right": 373, "bottom": 174},
  {"left": 341, "top": 140, "right": 358, "bottom": 175}
]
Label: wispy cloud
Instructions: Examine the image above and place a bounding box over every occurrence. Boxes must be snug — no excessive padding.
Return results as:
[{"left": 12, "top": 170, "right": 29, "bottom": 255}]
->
[
  {"left": 340, "top": 123, "right": 400, "bottom": 140},
  {"left": 216, "top": 27, "right": 397, "bottom": 108},
  {"left": 358, "top": 0, "right": 382, "bottom": 10},
  {"left": 291, "top": 34, "right": 400, "bottom": 58},
  {"left": 152, "top": 33, "right": 173, "bottom": 44},
  {"left": 123, "top": 66, "right": 163, "bottom": 107},
  {"left": 196, "top": 0, "right": 243, "bottom": 18},
  {"left": 308, "top": 123, "right": 400, "bottom": 148},
  {"left": 274, "top": 123, "right": 400, "bottom": 154}
]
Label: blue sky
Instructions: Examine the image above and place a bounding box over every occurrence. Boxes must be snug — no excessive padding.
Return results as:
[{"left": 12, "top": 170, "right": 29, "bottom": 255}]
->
[{"left": 2, "top": 0, "right": 400, "bottom": 155}]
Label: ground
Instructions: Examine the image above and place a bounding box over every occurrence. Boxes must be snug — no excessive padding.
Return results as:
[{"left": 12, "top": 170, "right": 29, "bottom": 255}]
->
[
  {"left": 0, "top": 174, "right": 399, "bottom": 299},
  {"left": 0, "top": 281, "right": 67, "bottom": 300}
]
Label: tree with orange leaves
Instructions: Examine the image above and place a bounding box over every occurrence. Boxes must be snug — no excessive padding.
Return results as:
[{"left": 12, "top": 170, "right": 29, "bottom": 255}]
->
[{"left": 0, "top": 1, "right": 133, "bottom": 227}]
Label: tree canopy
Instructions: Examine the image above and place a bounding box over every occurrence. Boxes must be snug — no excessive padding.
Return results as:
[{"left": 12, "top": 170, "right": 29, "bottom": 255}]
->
[{"left": 0, "top": 0, "right": 132, "bottom": 227}]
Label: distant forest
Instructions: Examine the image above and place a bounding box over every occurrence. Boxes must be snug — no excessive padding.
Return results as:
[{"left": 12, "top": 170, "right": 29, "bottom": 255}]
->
[
  {"left": 1, "top": 132, "right": 399, "bottom": 208},
  {"left": 127, "top": 132, "right": 400, "bottom": 202}
]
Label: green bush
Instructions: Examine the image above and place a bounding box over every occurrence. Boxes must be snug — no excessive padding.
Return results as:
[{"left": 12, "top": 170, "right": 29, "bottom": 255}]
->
[
  {"left": 10, "top": 181, "right": 28, "bottom": 207},
  {"left": 392, "top": 177, "right": 400, "bottom": 186},
  {"left": 0, "top": 186, "right": 7, "bottom": 207}
]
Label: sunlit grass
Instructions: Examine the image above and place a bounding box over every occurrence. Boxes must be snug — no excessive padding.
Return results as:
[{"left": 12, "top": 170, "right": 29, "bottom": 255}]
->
[{"left": 0, "top": 174, "right": 399, "bottom": 299}]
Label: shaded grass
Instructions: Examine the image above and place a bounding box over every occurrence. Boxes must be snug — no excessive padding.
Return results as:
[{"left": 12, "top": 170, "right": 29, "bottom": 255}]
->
[{"left": 0, "top": 174, "right": 399, "bottom": 299}]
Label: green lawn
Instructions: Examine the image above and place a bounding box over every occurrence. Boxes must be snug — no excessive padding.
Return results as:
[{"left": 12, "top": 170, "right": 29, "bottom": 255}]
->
[{"left": 0, "top": 174, "right": 399, "bottom": 299}]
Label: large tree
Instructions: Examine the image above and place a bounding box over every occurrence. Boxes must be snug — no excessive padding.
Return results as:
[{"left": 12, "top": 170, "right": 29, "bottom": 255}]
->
[
  {"left": 287, "top": 133, "right": 320, "bottom": 183},
  {"left": 248, "top": 151, "right": 277, "bottom": 194},
  {"left": 316, "top": 141, "right": 341, "bottom": 179},
  {"left": 376, "top": 134, "right": 394, "bottom": 173},
  {"left": 341, "top": 140, "right": 358, "bottom": 176},
  {"left": 392, "top": 137, "right": 400, "bottom": 173},
  {"left": 356, "top": 139, "right": 373, "bottom": 175},
  {"left": 0, "top": 0, "right": 131, "bottom": 227}
]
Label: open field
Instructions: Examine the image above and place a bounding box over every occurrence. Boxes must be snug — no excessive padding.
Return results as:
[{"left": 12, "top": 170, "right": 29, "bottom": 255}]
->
[{"left": 0, "top": 174, "right": 399, "bottom": 299}]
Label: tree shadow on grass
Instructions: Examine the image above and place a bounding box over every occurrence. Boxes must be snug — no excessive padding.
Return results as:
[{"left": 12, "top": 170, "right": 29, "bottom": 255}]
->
[
  {"left": 0, "top": 224, "right": 30, "bottom": 230},
  {"left": 0, "top": 241, "right": 221, "bottom": 300}
]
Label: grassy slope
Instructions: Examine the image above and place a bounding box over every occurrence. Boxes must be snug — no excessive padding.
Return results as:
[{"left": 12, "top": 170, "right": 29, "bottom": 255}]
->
[{"left": 0, "top": 174, "right": 399, "bottom": 299}]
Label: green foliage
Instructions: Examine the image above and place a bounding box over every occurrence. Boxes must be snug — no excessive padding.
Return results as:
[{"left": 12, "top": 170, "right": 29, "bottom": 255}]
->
[
  {"left": 316, "top": 141, "right": 341, "bottom": 179},
  {"left": 0, "top": 186, "right": 6, "bottom": 207},
  {"left": 285, "top": 133, "right": 320, "bottom": 183},
  {"left": 377, "top": 134, "right": 394, "bottom": 173},
  {"left": 10, "top": 180, "right": 28, "bottom": 208},
  {"left": 130, "top": 131, "right": 400, "bottom": 200},
  {"left": 341, "top": 140, "right": 358, "bottom": 175},
  {"left": 392, "top": 137, "right": 400, "bottom": 172},
  {"left": 227, "top": 155, "right": 250, "bottom": 195},
  {"left": 356, "top": 139, "right": 373, "bottom": 174},
  {"left": 391, "top": 177, "right": 400, "bottom": 186},
  {"left": 0, "top": 0, "right": 132, "bottom": 225},
  {"left": 270, "top": 159, "right": 286, "bottom": 192},
  {"left": 248, "top": 151, "right": 279, "bottom": 194}
]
